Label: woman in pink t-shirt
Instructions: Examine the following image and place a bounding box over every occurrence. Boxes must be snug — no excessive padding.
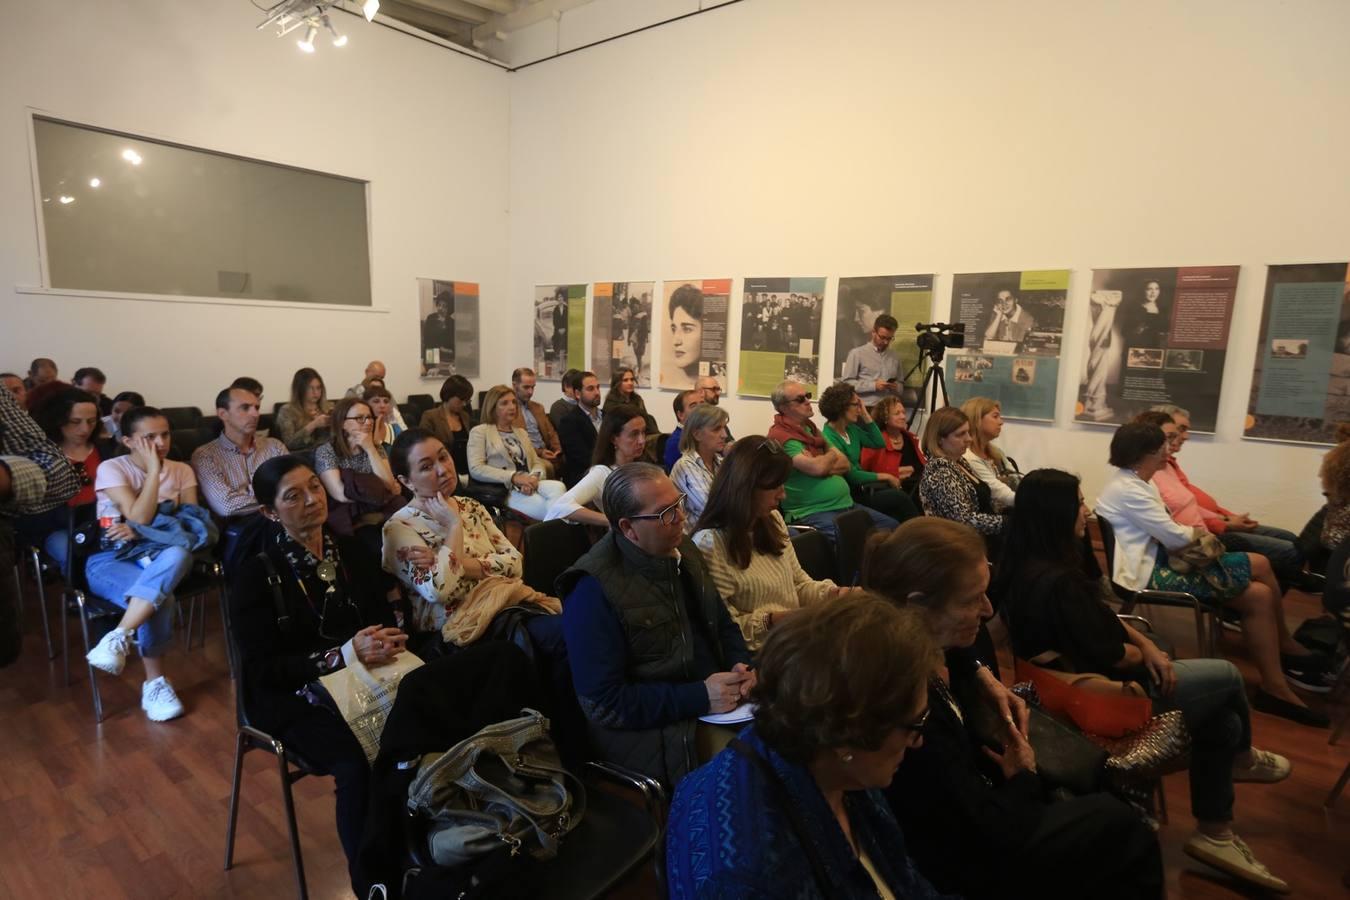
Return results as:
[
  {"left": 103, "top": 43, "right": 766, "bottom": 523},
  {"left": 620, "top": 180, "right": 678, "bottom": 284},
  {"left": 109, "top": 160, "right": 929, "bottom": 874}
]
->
[{"left": 84, "top": 406, "right": 199, "bottom": 722}]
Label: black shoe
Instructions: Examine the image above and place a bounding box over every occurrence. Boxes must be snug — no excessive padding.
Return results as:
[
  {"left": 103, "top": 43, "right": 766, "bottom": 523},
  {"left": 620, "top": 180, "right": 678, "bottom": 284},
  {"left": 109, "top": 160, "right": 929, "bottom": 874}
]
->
[
  {"left": 1251, "top": 690, "right": 1330, "bottom": 727},
  {"left": 1281, "top": 652, "right": 1338, "bottom": 692},
  {"left": 1296, "top": 571, "right": 1326, "bottom": 594}
]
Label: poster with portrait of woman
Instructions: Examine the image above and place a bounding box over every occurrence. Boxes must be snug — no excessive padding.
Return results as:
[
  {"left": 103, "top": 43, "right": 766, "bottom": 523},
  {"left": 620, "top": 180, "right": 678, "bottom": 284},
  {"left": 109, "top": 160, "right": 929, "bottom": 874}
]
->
[
  {"left": 418, "top": 278, "right": 479, "bottom": 378},
  {"left": 592, "top": 281, "right": 654, "bottom": 387},
  {"left": 533, "top": 283, "right": 588, "bottom": 380},
  {"left": 738, "top": 277, "right": 826, "bottom": 397},
  {"left": 659, "top": 278, "right": 730, "bottom": 391},
  {"left": 1075, "top": 266, "right": 1239, "bottom": 432},
  {"left": 1244, "top": 262, "right": 1350, "bottom": 444}
]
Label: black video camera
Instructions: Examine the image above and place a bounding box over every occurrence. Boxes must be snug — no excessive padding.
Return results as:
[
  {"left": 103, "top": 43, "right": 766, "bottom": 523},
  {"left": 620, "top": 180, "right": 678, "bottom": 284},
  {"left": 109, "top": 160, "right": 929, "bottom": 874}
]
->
[{"left": 914, "top": 322, "right": 966, "bottom": 360}]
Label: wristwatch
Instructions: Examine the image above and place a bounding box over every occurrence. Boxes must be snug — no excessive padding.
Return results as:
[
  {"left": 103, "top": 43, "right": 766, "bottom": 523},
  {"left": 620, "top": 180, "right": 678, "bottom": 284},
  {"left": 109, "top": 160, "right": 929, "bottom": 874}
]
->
[{"left": 320, "top": 646, "right": 343, "bottom": 674}]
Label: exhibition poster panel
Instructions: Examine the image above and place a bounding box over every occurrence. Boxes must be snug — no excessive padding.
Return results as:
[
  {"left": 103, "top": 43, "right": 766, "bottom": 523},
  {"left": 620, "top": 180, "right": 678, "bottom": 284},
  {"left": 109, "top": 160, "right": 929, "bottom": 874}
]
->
[
  {"left": 418, "top": 278, "right": 479, "bottom": 379},
  {"left": 945, "top": 269, "right": 1069, "bottom": 421},
  {"left": 737, "top": 277, "right": 827, "bottom": 397},
  {"left": 1245, "top": 262, "right": 1350, "bottom": 444},
  {"left": 1076, "top": 265, "right": 1239, "bottom": 432},
  {"left": 832, "top": 275, "right": 935, "bottom": 387},
  {"left": 660, "top": 278, "right": 730, "bottom": 391},
  {"left": 533, "top": 283, "right": 587, "bottom": 380},
  {"left": 592, "top": 281, "right": 654, "bottom": 387}
]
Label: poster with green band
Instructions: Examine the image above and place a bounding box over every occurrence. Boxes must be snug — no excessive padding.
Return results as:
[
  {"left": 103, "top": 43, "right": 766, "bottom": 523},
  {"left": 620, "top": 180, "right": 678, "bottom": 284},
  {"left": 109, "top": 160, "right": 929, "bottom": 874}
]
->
[
  {"left": 533, "top": 283, "right": 587, "bottom": 380},
  {"left": 738, "top": 277, "right": 826, "bottom": 397}
]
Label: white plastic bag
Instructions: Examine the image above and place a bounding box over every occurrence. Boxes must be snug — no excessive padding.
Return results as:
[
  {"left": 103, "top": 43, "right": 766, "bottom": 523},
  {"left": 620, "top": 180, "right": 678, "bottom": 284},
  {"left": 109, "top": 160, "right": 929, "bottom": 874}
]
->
[{"left": 319, "top": 640, "right": 424, "bottom": 763}]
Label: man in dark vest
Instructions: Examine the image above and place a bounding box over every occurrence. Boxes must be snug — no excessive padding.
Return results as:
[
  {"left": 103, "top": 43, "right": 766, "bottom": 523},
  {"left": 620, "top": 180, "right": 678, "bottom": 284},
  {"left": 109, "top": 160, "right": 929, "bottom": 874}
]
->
[{"left": 558, "top": 462, "right": 753, "bottom": 788}]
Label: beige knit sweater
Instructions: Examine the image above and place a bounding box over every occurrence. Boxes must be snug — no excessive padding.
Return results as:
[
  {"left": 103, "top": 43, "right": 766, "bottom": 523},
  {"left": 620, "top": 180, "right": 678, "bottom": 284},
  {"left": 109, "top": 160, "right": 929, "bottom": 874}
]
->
[{"left": 693, "top": 511, "right": 839, "bottom": 651}]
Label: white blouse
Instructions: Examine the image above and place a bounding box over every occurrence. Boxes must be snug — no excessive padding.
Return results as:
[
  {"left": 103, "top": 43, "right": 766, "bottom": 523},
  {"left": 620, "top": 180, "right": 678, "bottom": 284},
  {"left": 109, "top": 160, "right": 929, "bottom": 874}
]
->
[{"left": 544, "top": 464, "right": 612, "bottom": 522}]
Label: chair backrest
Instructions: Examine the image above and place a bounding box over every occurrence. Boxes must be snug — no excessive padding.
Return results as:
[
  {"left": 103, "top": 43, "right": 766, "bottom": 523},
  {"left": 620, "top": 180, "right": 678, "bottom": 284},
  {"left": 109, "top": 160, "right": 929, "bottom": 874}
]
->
[
  {"left": 406, "top": 393, "right": 436, "bottom": 414},
  {"left": 196, "top": 414, "right": 219, "bottom": 431},
  {"left": 398, "top": 403, "right": 419, "bottom": 426},
  {"left": 169, "top": 427, "right": 207, "bottom": 463},
  {"left": 654, "top": 433, "right": 670, "bottom": 467},
  {"left": 161, "top": 406, "right": 202, "bottom": 430},
  {"left": 258, "top": 413, "right": 274, "bottom": 434},
  {"left": 1092, "top": 514, "right": 1137, "bottom": 604},
  {"left": 833, "top": 507, "right": 876, "bottom": 585},
  {"left": 64, "top": 502, "right": 101, "bottom": 593},
  {"left": 522, "top": 520, "right": 593, "bottom": 595},
  {"left": 790, "top": 530, "right": 836, "bottom": 583},
  {"left": 216, "top": 573, "right": 253, "bottom": 728}
]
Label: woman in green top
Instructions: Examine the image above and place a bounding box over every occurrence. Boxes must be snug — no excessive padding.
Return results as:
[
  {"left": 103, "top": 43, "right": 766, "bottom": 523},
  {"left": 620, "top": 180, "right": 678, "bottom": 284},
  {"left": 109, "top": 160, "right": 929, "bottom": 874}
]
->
[{"left": 819, "top": 383, "right": 919, "bottom": 525}]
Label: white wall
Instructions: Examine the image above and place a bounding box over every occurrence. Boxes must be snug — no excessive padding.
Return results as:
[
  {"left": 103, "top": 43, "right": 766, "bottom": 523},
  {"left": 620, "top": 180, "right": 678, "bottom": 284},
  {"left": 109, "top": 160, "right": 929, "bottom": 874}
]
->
[
  {"left": 0, "top": 0, "right": 510, "bottom": 410},
  {"left": 507, "top": 0, "right": 1350, "bottom": 528}
]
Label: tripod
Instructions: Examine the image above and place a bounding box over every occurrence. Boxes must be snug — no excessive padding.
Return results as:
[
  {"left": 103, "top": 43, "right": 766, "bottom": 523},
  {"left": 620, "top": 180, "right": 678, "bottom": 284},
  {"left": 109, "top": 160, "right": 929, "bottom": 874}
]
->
[{"left": 901, "top": 351, "right": 950, "bottom": 433}]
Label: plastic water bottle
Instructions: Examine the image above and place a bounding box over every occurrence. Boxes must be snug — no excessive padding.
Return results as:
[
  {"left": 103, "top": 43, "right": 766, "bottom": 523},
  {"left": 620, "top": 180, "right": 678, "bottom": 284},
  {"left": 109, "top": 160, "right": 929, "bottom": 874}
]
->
[{"left": 99, "top": 514, "right": 126, "bottom": 551}]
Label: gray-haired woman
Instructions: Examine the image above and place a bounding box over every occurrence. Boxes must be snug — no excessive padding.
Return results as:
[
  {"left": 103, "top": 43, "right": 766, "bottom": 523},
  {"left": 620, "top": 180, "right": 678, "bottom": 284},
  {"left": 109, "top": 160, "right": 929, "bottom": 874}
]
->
[{"left": 670, "top": 403, "right": 730, "bottom": 533}]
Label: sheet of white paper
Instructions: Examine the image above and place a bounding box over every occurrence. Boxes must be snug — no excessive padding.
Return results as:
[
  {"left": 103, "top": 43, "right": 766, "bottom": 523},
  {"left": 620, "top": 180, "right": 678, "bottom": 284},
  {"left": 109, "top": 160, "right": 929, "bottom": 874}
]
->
[{"left": 699, "top": 703, "right": 756, "bottom": 725}]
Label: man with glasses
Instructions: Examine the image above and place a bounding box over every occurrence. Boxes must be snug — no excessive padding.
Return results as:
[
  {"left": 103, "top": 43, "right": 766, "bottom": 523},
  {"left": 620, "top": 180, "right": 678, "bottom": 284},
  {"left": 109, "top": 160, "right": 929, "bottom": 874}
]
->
[
  {"left": 768, "top": 380, "right": 899, "bottom": 543},
  {"left": 558, "top": 462, "right": 754, "bottom": 788},
  {"left": 841, "top": 313, "right": 902, "bottom": 405}
]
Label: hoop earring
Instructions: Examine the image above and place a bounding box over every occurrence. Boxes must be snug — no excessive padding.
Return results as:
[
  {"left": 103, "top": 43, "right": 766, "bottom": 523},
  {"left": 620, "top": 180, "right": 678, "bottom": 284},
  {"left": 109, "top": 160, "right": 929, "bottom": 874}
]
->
[{"left": 840, "top": 752, "right": 854, "bottom": 764}]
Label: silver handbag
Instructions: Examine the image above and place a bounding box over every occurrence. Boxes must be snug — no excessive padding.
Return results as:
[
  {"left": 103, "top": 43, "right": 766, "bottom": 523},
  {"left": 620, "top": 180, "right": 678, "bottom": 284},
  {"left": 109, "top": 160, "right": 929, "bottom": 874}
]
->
[{"left": 407, "top": 709, "right": 585, "bottom": 867}]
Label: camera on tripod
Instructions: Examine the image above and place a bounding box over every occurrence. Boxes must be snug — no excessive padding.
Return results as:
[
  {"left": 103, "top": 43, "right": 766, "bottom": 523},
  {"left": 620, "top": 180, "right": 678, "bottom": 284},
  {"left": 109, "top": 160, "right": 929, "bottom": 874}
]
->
[{"left": 914, "top": 322, "right": 967, "bottom": 360}]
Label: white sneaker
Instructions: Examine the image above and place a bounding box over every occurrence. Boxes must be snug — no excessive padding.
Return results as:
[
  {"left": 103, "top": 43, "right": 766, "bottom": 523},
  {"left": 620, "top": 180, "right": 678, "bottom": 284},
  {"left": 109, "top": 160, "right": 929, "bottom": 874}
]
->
[
  {"left": 1232, "top": 748, "right": 1292, "bottom": 784},
  {"left": 86, "top": 628, "right": 130, "bottom": 675},
  {"left": 1184, "top": 832, "right": 1289, "bottom": 893},
  {"left": 141, "top": 676, "right": 185, "bottom": 722}
]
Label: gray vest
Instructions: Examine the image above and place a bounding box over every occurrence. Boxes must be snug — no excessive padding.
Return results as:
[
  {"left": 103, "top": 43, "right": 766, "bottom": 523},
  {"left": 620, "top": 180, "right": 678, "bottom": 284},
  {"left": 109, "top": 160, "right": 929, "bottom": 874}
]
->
[{"left": 559, "top": 531, "right": 730, "bottom": 787}]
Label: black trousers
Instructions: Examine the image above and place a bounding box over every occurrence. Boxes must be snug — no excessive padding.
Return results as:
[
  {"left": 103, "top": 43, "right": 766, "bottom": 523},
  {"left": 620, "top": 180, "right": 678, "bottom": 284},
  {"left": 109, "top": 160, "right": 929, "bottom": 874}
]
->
[
  {"left": 1013, "top": 792, "right": 1163, "bottom": 900},
  {"left": 0, "top": 519, "right": 19, "bottom": 667},
  {"left": 857, "top": 486, "right": 921, "bottom": 523},
  {"left": 281, "top": 707, "right": 371, "bottom": 891}
]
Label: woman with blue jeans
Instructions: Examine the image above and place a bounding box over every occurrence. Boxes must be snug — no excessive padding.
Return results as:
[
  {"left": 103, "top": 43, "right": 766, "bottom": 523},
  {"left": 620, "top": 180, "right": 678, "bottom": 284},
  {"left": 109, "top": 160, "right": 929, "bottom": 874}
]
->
[
  {"left": 997, "top": 468, "right": 1294, "bottom": 893},
  {"left": 84, "top": 407, "right": 199, "bottom": 722}
]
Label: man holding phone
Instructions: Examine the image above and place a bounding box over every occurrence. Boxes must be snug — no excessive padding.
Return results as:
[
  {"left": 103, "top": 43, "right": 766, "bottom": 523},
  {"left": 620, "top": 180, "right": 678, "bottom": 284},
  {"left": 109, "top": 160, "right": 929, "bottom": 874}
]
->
[{"left": 841, "top": 313, "right": 902, "bottom": 404}]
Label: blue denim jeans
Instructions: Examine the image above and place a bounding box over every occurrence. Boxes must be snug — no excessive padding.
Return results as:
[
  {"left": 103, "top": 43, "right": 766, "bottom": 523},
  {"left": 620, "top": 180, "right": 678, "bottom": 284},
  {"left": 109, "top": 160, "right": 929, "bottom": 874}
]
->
[
  {"left": 85, "top": 546, "right": 193, "bottom": 657},
  {"left": 1149, "top": 657, "right": 1249, "bottom": 822},
  {"left": 1218, "top": 524, "right": 1303, "bottom": 579},
  {"left": 792, "top": 504, "right": 899, "bottom": 543}
]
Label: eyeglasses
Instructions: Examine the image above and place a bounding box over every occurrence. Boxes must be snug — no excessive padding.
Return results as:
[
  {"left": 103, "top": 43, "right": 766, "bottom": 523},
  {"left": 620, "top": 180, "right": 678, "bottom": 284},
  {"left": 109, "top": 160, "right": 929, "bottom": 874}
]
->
[
  {"left": 755, "top": 438, "right": 783, "bottom": 454},
  {"left": 897, "top": 707, "right": 930, "bottom": 734},
  {"left": 345, "top": 414, "right": 375, "bottom": 424},
  {"left": 626, "top": 493, "right": 687, "bottom": 526},
  {"left": 788, "top": 393, "right": 812, "bottom": 405}
]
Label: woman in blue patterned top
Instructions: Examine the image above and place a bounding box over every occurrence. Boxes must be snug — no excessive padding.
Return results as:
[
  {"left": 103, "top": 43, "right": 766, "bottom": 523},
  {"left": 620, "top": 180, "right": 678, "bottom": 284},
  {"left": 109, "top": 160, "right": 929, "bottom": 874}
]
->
[{"left": 666, "top": 592, "right": 954, "bottom": 900}]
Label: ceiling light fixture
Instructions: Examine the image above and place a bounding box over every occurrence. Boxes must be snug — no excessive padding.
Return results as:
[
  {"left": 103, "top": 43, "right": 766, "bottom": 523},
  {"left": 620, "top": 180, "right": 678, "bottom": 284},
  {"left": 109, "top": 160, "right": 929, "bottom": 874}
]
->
[
  {"left": 323, "top": 15, "right": 347, "bottom": 47},
  {"left": 361, "top": 0, "right": 379, "bottom": 22},
  {"left": 121, "top": 148, "right": 142, "bottom": 165},
  {"left": 258, "top": 1, "right": 370, "bottom": 52},
  {"left": 89, "top": 177, "right": 101, "bottom": 188},
  {"left": 58, "top": 195, "right": 75, "bottom": 204},
  {"left": 297, "top": 24, "right": 318, "bottom": 52}
]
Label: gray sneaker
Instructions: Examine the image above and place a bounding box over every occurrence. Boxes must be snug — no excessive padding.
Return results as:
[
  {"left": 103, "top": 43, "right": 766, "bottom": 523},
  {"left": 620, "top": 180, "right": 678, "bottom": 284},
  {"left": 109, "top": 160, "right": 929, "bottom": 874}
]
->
[
  {"left": 86, "top": 628, "right": 130, "bottom": 675},
  {"left": 1184, "top": 832, "right": 1289, "bottom": 893},
  {"left": 141, "top": 676, "right": 185, "bottom": 722}
]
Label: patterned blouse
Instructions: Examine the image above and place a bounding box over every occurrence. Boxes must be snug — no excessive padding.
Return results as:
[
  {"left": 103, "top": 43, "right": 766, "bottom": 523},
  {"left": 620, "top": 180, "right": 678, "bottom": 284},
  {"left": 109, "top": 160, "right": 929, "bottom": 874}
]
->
[
  {"left": 380, "top": 497, "right": 522, "bottom": 633},
  {"left": 670, "top": 450, "right": 717, "bottom": 535},
  {"left": 918, "top": 457, "right": 1005, "bottom": 535}
]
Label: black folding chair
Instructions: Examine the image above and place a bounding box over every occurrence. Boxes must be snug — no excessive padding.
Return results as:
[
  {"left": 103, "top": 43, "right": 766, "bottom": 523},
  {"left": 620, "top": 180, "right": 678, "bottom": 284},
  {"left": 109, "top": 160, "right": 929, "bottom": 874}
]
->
[
  {"left": 833, "top": 507, "right": 876, "bottom": 586},
  {"left": 1095, "top": 515, "right": 1214, "bottom": 656},
  {"left": 11, "top": 532, "right": 58, "bottom": 659},
  {"left": 790, "top": 529, "right": 835, "bottom": 582},
  {"left": 161, "top": 406, "right": 203, "bottom": 430},
  {"left": 522, "top": 519, "right": 594, "bottom": 595},
  {"left": 219, "top": 590, "right": 316, "bottom": 900},
  {"left": 65, "top": 504, "right": 223, "bottom": 721}
]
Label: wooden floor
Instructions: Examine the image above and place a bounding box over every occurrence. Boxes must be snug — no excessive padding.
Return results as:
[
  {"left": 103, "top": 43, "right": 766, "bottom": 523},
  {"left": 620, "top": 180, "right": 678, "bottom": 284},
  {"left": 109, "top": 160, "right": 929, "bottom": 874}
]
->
[{"left": 1, "top": 574, "right": 1347, "bottom": 898}]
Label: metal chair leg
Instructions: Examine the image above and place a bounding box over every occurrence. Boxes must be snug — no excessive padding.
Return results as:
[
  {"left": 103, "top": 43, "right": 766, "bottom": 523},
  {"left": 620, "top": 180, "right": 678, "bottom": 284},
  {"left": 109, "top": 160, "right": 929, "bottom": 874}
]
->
[
  {"left": 1326, "top": 761, "right": 1350, "bottom": 808},
  {"left": 29, "top": 548, "right": 55, "bottom": 660},
  {"left": 74, "top": 590, "right": 104, "bottom": 724},
  {"left": 274, "top": 744, "right": 309, "bottom": 900},
  {"left": 62, "top": 589, "right": 71, "bottom": 686},
  {"left": 224, "top": 731, "right": 247, "bottom": 870}
]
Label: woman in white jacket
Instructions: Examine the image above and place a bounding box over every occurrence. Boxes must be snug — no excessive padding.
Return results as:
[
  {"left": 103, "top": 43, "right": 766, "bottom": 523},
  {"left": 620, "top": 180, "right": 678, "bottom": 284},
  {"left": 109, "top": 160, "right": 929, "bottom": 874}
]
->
[
  {"left": 467, "top": 384, "right": 565, "bottom": 521},
  {"left": 1095, "top": 421, "right": 1330, "bottom": 727},
  {"left": 960, "top": 397, "right": 1019, "bottom": 511}
]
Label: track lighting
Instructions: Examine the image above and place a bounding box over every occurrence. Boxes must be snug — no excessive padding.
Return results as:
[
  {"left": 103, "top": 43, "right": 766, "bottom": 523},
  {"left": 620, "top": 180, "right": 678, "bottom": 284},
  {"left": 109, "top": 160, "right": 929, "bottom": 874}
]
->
[
  {"left": 257, "top": 1, "right": 371, "bottom": 53},
  {"left": 323, "top": 15, "right": 347, "bottom": 46},
  {"left": 297, "top": 24, "right": 317, "bottom": 52},
  {"left": 361, "top": 0, "right": 379, "bottom": 22}
]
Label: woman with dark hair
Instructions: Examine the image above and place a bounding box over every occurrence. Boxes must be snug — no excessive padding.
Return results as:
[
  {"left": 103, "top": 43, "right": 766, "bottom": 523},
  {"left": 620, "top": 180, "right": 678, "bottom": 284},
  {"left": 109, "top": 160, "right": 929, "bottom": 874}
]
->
[
  {"left": 363, "top": 384, "right": 403, "bottom": 453},
  {"left": 418, "top": 374, "right": 474, "bottom": 475},
  {"left": 1097, "top": 422, "right": 1328, "bottom": 725},
  {"left": 864, "top": 518, "right": 1164, "bottom": 900},
  {"left": 102, "top": 390, "right": 144, "bottom": 443},
  {"left": 999, "top": 469, "right": 1293, "bottom": 892},
  {"left": 1119, "top": 278, "right": 1170, "bottom": 349},
  {"left": 861, "top": 395, "right": 925, "bottom": 495},
  {"left": 314, "top": 397, "right": 402, "bottom": 551},
  {"left": 544, "top": 404, "right": 647, "bottom": 527},
  {"left": 666, "top": 283, "right": 705, "bottom": 386},
  {"left": 602, "top": 367, "right": 659, "bottom": 435},
  {"left": 275, "top": 367, "right": 333, "bottom": 451},
  {"left": 83, "top": 406, "right": 201, "bottom": 722},
  {"left": 666, "top": 593, "right": 948, "bottom": 899},
  {"left": 693, "top": 437, "right": 844, "bottom": 651},
  {"left": 24, "top": 388, "right": 107, "bottom": 566},
  {"left": 819, "top": 382, "right": 919, "bottom": 525},
  {"left": 230, "top": 455, "right": 404, "bottom": 891},
  {"left": 917, "top": 406, "right": 1006, "bottom": 539}
]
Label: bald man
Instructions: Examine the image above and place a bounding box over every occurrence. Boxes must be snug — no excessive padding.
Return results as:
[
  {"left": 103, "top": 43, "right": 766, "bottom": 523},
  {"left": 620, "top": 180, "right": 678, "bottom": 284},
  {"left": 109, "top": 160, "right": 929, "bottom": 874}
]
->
[{"left": 346, "top": 360, "right": 387, "bottom": 399}]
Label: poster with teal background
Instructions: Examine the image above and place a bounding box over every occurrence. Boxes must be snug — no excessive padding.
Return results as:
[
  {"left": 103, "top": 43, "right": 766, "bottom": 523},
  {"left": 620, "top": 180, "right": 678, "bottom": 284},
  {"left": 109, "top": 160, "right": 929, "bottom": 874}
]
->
[{"left": 1245, "top": 262, "right": 1350, "bottom": 444}]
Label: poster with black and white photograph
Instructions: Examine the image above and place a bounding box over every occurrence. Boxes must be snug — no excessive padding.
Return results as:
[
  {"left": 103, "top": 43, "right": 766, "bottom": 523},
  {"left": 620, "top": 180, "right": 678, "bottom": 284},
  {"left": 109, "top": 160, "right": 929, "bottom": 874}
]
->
[
  {"left": 592, "top": 281, "right": 654, "bottom": 387},
  {"left": 945, "top": 270, "right": 1068, "bottom": 421},
  {"left": 1076, "top": 266, "right": 1239, "bottom": 432},
  {"left": 1245, "top": 262, "right": 1350, "bottom": 444},
  {"left": 660, "top": 278, "right": 731, "bottom": 391},
  {"left": 533, "top": 284, "right": 587, "bottom": 380},
  {"left": 831, "top": 275, "right": 935, "bottom": 388},
  {"left": 418, "top": 278, "right": 479, "bottom": 378},
  {"left": 738, "top": 278, "right": 826, "bottom": 397}
]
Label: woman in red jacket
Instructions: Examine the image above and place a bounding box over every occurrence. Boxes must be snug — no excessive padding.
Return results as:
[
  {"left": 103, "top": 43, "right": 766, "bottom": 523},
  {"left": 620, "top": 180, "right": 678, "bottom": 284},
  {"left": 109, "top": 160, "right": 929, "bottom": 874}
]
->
[{"left": 861, "top": 396, "right": 926, "bottom": 495}]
